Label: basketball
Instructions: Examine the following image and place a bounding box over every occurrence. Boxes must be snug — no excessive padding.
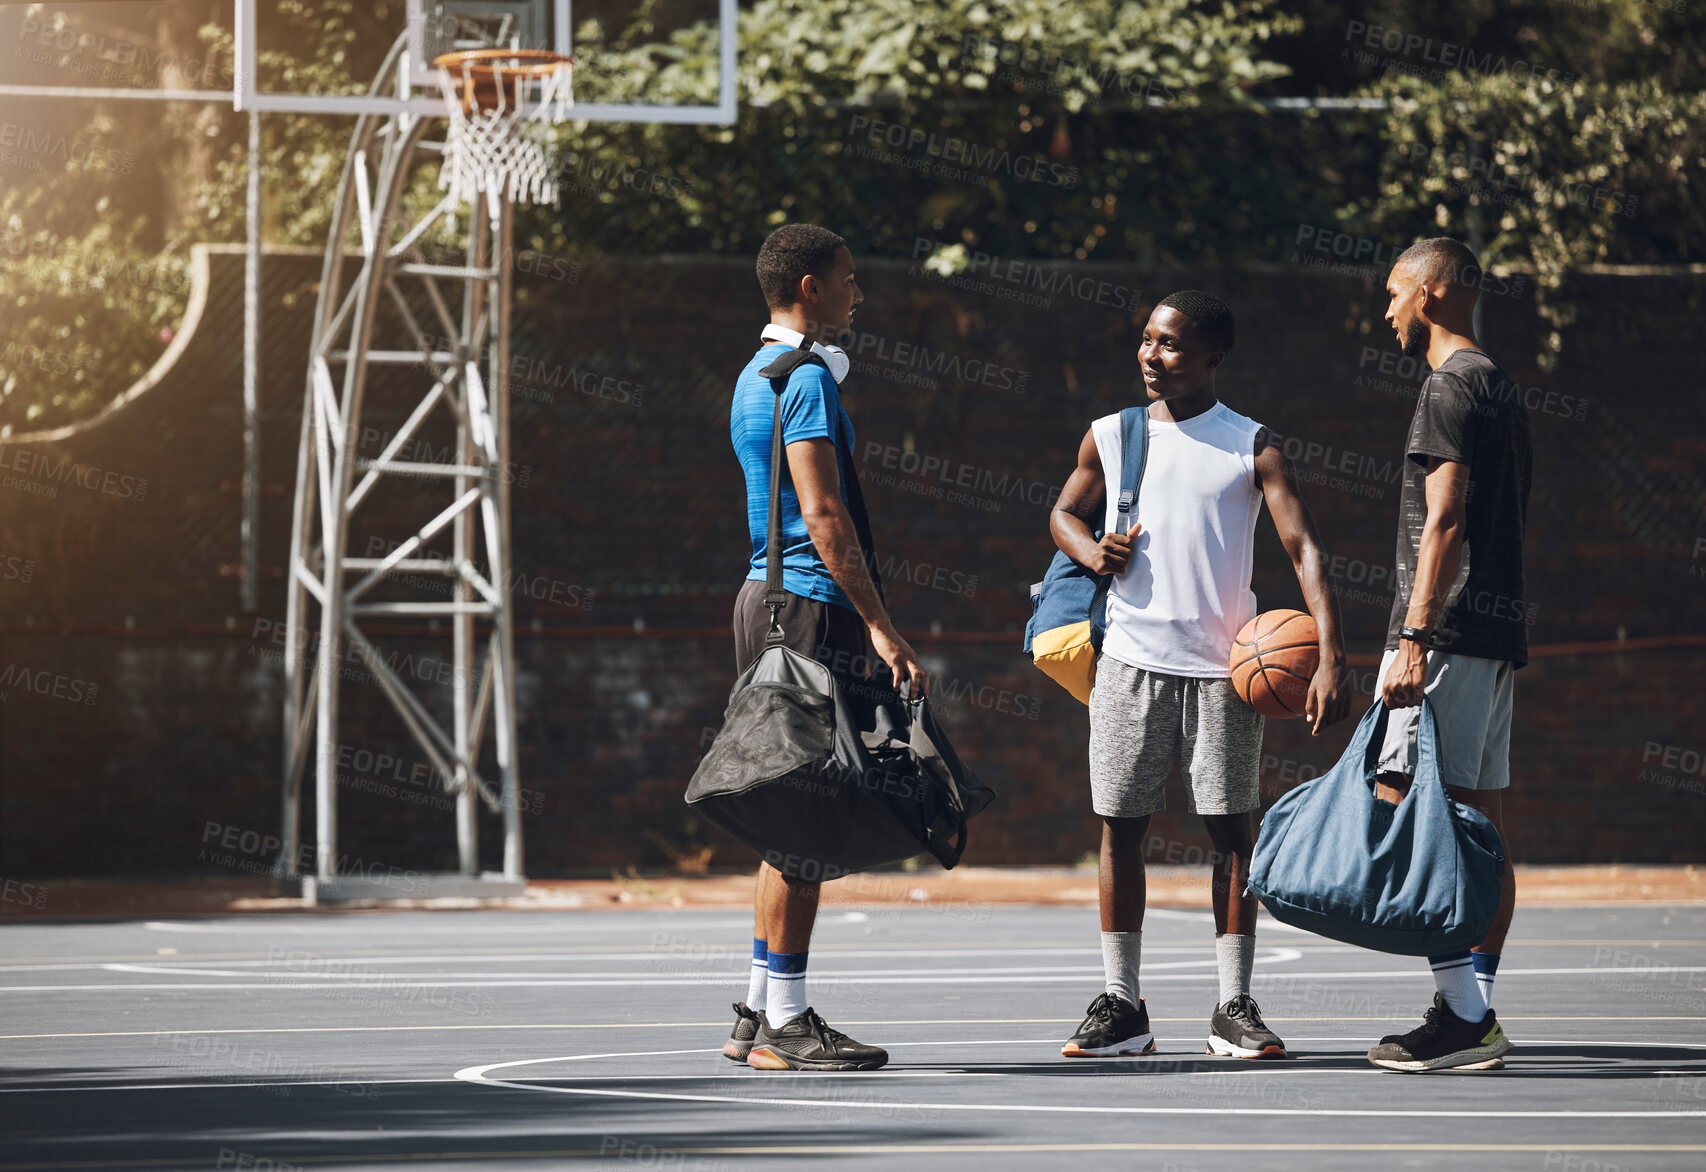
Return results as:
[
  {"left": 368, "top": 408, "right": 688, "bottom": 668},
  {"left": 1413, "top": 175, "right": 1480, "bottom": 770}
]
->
[{"left": 1230, "top": 609, "right": 1320, "bottom": 718}]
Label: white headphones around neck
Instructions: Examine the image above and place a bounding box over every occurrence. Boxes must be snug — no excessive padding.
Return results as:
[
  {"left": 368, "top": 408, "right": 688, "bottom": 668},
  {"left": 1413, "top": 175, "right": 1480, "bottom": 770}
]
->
[{"left": 760, "top": 324, "right": 850, "bottom": 385}]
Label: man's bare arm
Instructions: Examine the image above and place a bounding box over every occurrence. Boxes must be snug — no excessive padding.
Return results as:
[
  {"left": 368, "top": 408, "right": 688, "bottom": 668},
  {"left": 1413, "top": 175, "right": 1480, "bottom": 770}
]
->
[
  {"left": 1405, "top": 457, "right": 1469, "bottom": 631},
  {"left": 1383, "top": 457, "right": 1469, "bottom": 708},
  {"left": 786, "top": 437, "right": 928, "bottom": 695},
  {"left": 1254, "top": 434, "right": 1350, "bottom": 734},
  {"left": 1050, "top": 427, "right": 1139, "bottom": 574}
]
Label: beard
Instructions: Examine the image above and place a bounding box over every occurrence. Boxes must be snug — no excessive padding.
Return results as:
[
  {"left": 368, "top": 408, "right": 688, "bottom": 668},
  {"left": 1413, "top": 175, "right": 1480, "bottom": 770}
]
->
[{"left": 1399, "top": 316, "right": 1429, "bottom": 358}]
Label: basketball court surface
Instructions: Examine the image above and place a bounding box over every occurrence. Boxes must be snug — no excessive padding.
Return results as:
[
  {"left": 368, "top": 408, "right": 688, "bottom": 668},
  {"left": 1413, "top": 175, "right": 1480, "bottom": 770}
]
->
[
  {"left": 4, "top": 903, "right": 1703, "bottom": 1170},
  {"left": 0, "top": 7, "right": 1700, "bottom": 1170}
]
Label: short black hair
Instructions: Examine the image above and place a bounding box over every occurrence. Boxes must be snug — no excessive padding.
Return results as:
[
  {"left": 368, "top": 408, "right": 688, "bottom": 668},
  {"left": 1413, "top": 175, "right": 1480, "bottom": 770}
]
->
[
  {"left": 1155, "top": 290, "right": 1235, "bottom": 355},
  {"left": 756, "top": 224, "right": 847, "bottom": 309},
  {"left": 1396, "top": 237, "right": 1482, "bottom": 295}
]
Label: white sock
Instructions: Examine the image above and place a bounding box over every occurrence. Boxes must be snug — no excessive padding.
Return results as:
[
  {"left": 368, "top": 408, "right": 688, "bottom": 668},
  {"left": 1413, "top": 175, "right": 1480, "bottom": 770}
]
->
[
  {"left": 1216, "top": 933, "right": 1255, "bottom": 1005},
  {"left": 764, "top": 950, "right": 808, "bottom": 1028},
  {"left": 745, "top": 938, "right": 767, "bottom": 1011},
  {"left": 1429, "top": 951, "right": 1487, "bottom": 1021},
  {"left": 1473, "top": 951, "right": 1500, "bottom": 1008},
  {"left": 1101, "top": 930, "right": 1142, "bottom": 1006}
]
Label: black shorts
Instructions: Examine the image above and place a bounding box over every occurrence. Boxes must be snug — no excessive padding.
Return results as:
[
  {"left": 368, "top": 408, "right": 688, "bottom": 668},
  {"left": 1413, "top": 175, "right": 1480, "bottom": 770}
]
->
[{"left": 732, "top": 578, "right": 870, "bottom": 677}]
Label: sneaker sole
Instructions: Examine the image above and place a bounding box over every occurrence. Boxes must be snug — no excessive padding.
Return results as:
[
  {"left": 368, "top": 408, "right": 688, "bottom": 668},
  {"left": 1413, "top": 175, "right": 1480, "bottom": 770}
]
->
[
  {"left": 1205, "top": 1035, "right": 1289, "bottom": 1059},
  {"left": 1062, "top": 1033, "right": 1157, "bottom": 1058},
  {"left": 746, "top": 1045, "right": 888, "bottom": 1072},
  {"left": 722, "top": 1040, "right": 753, "bottom": 1062},
  {"left": 1368, "top": 1039, "right": 1512, "bottom": 1073}
]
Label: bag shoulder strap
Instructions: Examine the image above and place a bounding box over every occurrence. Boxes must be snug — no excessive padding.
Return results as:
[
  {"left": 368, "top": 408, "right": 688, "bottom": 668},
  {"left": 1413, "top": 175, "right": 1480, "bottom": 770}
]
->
[
  {"left": 1114, "top": 405, "right": 1148, "bottom": 537},
  {"left": 1087, "top": 406, "right": 1148, "bottom": 646},
  {"left": 835, "top": 408, "right": 886, "bottom": 609},
  {"left": 755, "top": 339, "right": 883, "bottom": 645}
]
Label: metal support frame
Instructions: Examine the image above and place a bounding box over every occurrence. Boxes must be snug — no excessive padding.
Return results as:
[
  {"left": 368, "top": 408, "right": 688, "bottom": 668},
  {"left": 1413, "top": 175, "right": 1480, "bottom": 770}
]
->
[
  {"left": 0, "top": 1, "right": 741, "bottom": 901},
  {"left": 278, "top": 35, "right": 527, "bottom": 901},
  {"left": 241, "top": 109, "right": 261, "bottom": 614}
]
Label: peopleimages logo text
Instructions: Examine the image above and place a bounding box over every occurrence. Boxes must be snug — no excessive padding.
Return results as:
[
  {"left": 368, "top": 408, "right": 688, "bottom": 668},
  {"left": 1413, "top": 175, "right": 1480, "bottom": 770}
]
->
[
  {"left": 1343, "top": 22, "right": 1579, "bottom": 84},
  {"left": 0, "top": 122, "right": 134, "bottom": 174},
  {"left": 911, "top": 239, "right": 1141, "bottom": 311},
  {"left": 848, "top": 115, "right": 1079, "bottom": 188},
  {"left": 0, "top": 447, "right": 149, "bottom": 500}
]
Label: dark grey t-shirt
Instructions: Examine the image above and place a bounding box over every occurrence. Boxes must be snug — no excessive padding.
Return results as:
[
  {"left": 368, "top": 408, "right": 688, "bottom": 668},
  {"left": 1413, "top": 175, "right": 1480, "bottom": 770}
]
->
[{"left": 1385, "top": 348, "right": 1534, "bottom": 666}]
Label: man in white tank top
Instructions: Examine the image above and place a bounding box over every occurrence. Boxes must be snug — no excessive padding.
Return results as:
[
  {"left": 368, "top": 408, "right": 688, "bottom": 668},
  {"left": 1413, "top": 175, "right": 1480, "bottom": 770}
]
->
[{"left": 1050, "top": 291, "right": 1352, "bottom": 1061}]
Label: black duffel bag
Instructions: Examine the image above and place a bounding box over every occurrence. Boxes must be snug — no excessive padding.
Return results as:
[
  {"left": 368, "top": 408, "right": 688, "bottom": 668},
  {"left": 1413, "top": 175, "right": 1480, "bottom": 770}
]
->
[{"left": 685, "top": 341, "right": 993, "bottom": 881}]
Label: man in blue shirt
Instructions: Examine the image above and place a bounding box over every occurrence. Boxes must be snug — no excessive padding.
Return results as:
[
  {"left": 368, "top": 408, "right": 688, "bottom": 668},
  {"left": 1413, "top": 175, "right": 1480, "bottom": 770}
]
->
[{"left": 723, "top": 225, "right": 927, "bottom": 1072}]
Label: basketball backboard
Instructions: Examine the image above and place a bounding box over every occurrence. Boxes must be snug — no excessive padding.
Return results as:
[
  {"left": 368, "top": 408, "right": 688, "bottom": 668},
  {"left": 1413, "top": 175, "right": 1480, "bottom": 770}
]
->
[
  {"left": 203, "top": 0, "right": 738, "bottom": 123},
  {"left": 2, "top": 1, "right": 733, "bottom": 122},
  {"left": 230, "top": 0, "right": 735, "bottom": 122}
]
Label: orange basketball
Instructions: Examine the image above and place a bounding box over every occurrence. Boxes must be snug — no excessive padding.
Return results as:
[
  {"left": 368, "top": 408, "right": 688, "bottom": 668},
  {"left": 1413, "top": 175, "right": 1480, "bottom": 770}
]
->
[{"left": 1229, "top": 609, "right": 1319, "bottom": 718}]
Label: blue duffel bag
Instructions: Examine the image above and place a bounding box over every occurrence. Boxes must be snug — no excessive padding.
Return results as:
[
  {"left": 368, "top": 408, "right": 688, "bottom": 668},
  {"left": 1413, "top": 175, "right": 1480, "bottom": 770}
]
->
[{"left": 1246, "top": 697, "right": 1506, "bottom": 956}]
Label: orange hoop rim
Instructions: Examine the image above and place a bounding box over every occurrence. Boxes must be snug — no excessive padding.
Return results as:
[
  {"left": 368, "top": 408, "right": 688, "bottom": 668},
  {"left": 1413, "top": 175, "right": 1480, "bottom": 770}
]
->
[{"left": 432, "top": 48, "right": 573, "bottom": 80}]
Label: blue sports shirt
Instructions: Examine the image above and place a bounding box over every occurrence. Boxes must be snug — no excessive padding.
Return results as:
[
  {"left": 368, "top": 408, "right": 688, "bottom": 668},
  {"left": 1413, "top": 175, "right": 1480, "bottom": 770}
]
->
[{"left": 730, "top": 343, "right": 856, "bottom": 611}]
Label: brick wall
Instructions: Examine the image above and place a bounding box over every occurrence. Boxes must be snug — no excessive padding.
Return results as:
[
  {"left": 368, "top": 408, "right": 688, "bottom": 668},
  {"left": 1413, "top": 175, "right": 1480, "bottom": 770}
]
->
[{"left": 2, "top": 249, "right": 1702, "bottom": 876}]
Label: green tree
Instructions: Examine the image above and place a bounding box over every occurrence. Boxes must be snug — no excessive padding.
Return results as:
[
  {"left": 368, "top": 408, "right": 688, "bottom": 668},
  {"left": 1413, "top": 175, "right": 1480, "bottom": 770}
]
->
[
  {"left": 7, "top": 0, "right": 1701, "bottom": 427},
  {"left": 1341, "top": 72, "right": 1706, "bottom": 363}
]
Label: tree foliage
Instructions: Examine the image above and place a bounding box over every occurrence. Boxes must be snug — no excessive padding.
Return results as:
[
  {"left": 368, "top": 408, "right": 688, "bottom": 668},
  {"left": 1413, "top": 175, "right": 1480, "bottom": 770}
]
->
[
  {"left": 1, "top": 189, "right": 190, "bottom": 435},
  {"left": 523, "top": 0, "right": 1309, "bottom": 260},
  {"left": 1343, "top": 71, "right": 1706, "bottom": 362},
  {"left": 4, "top": 0, "right": 1700, "bottom": 429}
]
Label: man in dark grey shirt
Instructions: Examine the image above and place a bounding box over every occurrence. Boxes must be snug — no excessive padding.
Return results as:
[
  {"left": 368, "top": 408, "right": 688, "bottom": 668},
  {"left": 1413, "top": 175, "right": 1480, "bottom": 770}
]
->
[{"left": 1365, "top": 238, "right": 1533, "bottom": 1074}]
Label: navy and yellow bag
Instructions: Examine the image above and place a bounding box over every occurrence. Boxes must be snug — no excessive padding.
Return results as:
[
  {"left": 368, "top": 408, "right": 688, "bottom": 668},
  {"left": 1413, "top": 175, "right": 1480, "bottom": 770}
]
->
[{"left": 1022, "top": 407, "right": 1147, "bottom": 704}]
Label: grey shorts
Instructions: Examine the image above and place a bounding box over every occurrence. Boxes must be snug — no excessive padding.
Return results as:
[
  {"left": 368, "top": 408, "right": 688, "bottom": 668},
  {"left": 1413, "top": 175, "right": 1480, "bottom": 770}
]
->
[
  {"left": 1088, "top": 656, "right": 1264, "bottom": 818},
  {"left": 1375, "top": 647, "right": 1514, "bottom": 791}
]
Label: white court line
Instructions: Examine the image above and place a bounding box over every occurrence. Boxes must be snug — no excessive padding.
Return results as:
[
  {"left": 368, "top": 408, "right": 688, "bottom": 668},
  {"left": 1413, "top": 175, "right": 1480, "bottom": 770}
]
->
[
  {"left": 454, "top": 1041, "right": 1706, "bottom": 1118},
  {"left": 6, "top": 938, "right": 1695, "bottom": 969},
  {"left": 6, "top": 940, "right": 1693, "bottom": 973},
  {"left": 0, "top": 1077, "right": 454, "bottom": 1095},
  {"left": 0, "top": 946, "right": 1244, "bottom": 973},
  {"left": 0, "top": 1044, "right": 1003, "bottom": 1096},
  {"left": 4, "top": 1038, "right": 1702, "bottom": 1097},
  {"left": 94, "top": 956, "right": 1258, "bottom": 980},
  {"left": 138, "top": 916, "right": 765, "bottom": 934},
  {"left": 1150, "top": 908, "right": 1313, "bottom": 934},
  {"left": 5, "top": 962, "right": 1697, "bottom": 993},
  {"left": 1284, "top": 1038, "right": 1706, "bottom": 1048},
  {"left": 99, "top": 962, "right": 1248, "bottom": 982},
  {"left": 120, "top": 911, "right": 1312, "bottom": 938},
  {"left": 0, "top": 977, "right": 1171, "bottom": 992},
  {"left": 0, "top": 947, "right": 1208, "bottom": 973}
]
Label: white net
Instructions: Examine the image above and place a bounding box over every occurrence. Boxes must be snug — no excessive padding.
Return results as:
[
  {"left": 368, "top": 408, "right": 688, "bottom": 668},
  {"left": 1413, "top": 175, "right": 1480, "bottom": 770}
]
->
[{"left": 435, "top": 57, "right": 571, "bottom": 208}]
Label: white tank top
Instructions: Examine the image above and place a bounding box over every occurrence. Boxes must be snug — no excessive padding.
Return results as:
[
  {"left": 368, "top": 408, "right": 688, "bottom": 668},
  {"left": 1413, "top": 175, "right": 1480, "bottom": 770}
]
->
[{"left": 1093, "top": 401, "right": 1265, "bottom": 678}]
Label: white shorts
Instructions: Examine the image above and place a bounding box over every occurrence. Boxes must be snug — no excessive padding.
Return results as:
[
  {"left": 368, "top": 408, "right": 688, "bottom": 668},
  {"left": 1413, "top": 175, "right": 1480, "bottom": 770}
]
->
[{"left": 1375, "top": 647, "right": 1515, "bottom": 792}]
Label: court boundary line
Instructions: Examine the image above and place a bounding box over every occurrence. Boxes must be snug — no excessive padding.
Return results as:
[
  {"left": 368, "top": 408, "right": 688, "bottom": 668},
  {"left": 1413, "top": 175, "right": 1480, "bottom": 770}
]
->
[
  {"left": 8, "top": 960, "right": 1699, "bottom": 993},
  {"left": 6, "top": 1016, "right": 1705, "bottom": 1041},
  {"left": 3, "top": 935, "right": 1701, "bottom": 968},
  {"left": 455, "top": 1044, "right": 1706, "bottom": 1118},
  {"left": 6, "top": 1142, "right": 1703, "bottom": 1170}
]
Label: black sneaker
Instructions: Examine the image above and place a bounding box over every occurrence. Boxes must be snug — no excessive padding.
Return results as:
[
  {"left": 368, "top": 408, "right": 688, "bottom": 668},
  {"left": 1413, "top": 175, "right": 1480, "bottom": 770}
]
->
[
  {"left": 1206, "top": 993, "right": 1289, "bottom": 1058},
  {"left": 746, "top": 1007, "right": 888, "bottom": 1071},
  {"left": 1061, "top": 992, "right": 1156, "bottom": 1057},
  {"left": 1367, "top": 994, "right": 1511, "bottom": 1072},
  {"left": 723, "top": 1002, "right": 761, "bottom": 1062}
]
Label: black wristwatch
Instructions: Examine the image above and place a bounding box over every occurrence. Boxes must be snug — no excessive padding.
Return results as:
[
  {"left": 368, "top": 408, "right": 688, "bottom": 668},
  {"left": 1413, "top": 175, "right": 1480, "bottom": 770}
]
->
[{"left": 1399, "top": 625, "right": 1431, "bottom": 646}]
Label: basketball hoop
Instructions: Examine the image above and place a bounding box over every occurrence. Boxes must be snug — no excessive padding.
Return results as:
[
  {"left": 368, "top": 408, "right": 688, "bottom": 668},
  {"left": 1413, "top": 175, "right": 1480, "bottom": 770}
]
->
[{"left": 434, "top": 49, "right": 572, "bottom": 208}]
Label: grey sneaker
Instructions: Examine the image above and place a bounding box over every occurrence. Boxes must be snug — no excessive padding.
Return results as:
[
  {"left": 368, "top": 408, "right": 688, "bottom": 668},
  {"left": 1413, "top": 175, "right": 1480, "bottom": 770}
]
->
[
  {"left": 1062, "top": 993, "right": 1156, "bottom": 1058},
  {"left": 722, "top": 1002, "right": 762, "bottom": 1062},
  {"left": 1367, "top": 994, "right": 1511, "bottom": 1072},
  {"left": 746, "top": 1007, "right": 888, "bottom": 1071},
  {"left": 1206, "top": 993, "right": 1289, "bottom": 1058}
]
